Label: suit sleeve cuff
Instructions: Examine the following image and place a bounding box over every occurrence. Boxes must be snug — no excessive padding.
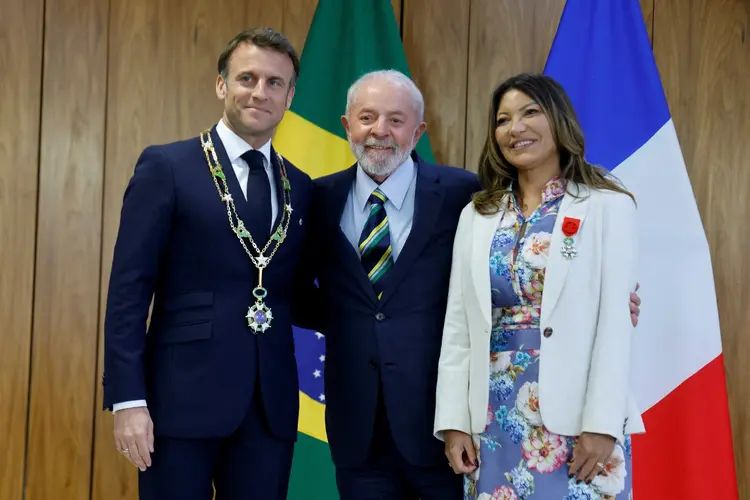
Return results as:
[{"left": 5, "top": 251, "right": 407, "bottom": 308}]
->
[{"left": 433, "top": 371, "right": 472, "bottom": 441}]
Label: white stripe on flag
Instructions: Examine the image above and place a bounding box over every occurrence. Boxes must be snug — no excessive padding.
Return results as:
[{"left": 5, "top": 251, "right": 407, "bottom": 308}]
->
[{"left": 613, "top": 119, "right": 723, "bottom": 411}]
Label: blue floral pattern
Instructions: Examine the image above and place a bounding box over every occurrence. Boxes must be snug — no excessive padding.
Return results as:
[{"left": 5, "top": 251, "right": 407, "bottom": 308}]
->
[{"left": 464, "top": 178, "right": 633, "bottom": 500}]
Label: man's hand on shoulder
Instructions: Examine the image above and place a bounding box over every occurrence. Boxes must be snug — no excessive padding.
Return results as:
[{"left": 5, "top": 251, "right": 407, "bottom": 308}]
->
[{"left": 114, "top": 407, "right": 154, "bottom": 471}]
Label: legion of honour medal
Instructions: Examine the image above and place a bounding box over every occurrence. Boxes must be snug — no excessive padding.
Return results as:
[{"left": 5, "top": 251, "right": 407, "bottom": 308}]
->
[
  {"left": 560, "top": 216, "right": 581, "bottom": 260},
  {"left": 200, "top": 129, "right": 293, "bottom": 334}
]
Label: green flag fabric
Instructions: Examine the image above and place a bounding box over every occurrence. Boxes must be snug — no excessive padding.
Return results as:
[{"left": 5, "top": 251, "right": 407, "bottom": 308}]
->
[{"left": 273, "top": 0, "right": 436, "bottom": 498}]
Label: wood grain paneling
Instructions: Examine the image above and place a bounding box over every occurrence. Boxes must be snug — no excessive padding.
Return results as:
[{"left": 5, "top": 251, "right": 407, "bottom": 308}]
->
[
  {"left": 392, "top": 0, "right": 402, "bottom": 29},
  {"left": 463, "top": 0, "right": 566, "bottom": 172},
  {"left": 640, "top": 0, "right": 655, "bottom": 42},
  {"left": 249, "top": 0, "right": 286, "bottom": 31},
  {"left": 283, "top": 0, "right": 319, "bottom": 54},
  {"left": 91, "top": 2, "right": 161, "bottom": 496},
  {"left": 654, "top": 0, "right": 750, "bottom": 496},
  {"left": 403, "top": 0, "right": 471, "bottom": 167},
  {"left": 0, "top": 0, "right": 43, "bottom": 499},
  {"left": 24, "top": 0, "right": 109, "bottom": 496}
]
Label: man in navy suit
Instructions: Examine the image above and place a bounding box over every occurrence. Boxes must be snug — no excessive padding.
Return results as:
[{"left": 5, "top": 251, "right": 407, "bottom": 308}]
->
[
  {"left": 304, "top": 69, "right": 478, "bottom": 499},
  {"left": 305, "top": 70, "right": 643, "bottom": 500},
  {"left": 102, "top": 27, "right": 313, "bottom": 500}
]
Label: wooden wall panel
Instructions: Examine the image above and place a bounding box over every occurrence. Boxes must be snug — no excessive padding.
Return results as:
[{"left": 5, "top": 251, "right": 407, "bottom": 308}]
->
[
  {"left": 91, "top": 3, "right": 162, "bottom": 497},
  {"left": 653, "top": 0, "right": 750, "bottom": 496},
  {"left": 393, "top": 0, "right": 402, "bottom": 24},
  {"left": 283, "top": 0, "right": 319, "bottom": 54},
  {"left": 24, "top": 0, "right": 109, "bottom": 497},
  {"left": 640, "top": 0, "right": 655, "bottom": 42},
  {"left": 463, "top": 0, "right": 566, "bottom": 172},
  {"left": 0, "top": 0, "right": 43, "bottom": 499},
  {"left": 403, "top": 0, "right": 471, "bottom": 167}
]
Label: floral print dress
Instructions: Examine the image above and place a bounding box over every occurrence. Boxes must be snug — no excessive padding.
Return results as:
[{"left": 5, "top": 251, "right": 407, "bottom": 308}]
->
[{"left": 464, "top": 177, "right": 633, "bottom": 500}]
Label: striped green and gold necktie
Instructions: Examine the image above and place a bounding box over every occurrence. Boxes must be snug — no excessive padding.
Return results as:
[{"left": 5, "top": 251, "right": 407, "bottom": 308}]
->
[{"left": 358, "top": 188, "right": 393, "bottom": 299}]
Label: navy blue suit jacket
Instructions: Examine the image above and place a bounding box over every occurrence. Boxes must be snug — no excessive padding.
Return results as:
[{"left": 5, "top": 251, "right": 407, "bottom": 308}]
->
[
  {"left": 308, "top": 153, "right": 480, "bottom": 468},
  {"left": 103, "top": 126, "right": 312, "bottom": 442}
]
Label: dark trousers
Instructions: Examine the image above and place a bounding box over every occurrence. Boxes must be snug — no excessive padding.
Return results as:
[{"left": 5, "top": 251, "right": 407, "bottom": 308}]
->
[
  {"left": 335, "top": 382, "right": 463, "bottom": 500},
  {"left": 138, "top": 382, "right": 294, "bottom": 500}
]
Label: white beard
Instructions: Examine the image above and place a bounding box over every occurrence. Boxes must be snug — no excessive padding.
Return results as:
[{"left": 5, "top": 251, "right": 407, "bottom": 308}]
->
[{"left": 349, "top": 136, "right": 413, "bottom": 177}]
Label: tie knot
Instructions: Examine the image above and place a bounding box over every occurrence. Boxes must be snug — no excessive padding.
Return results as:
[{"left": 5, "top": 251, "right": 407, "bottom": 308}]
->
[
  {"left": 368, "top": 189, "right": 388, "bottom": 206},
  {"left": 241, "top": 149, "right": 265, "bottom": 170}
]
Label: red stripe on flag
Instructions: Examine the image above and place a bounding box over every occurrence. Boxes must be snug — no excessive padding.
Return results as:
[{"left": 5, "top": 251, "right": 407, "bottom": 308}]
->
[{"left": 632, "top": 354, "right": 738, "bottom": 498}]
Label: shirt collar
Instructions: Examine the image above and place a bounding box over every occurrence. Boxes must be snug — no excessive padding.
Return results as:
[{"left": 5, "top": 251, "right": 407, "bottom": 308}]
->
[
  {"left": 506, "top": 175, "right": 567, "bottom": 205},
  {"left": 541, "top": 175, "right": 566, "bottom": 202},
  {"left": 216, "top": 119, "right": 272, "bottom": 167},
  {"left": 354, "top": 154, "right": 416, "bottom": 212}
]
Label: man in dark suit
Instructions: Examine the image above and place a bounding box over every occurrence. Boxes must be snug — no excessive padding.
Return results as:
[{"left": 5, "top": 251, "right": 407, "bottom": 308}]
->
[
  {"left": 304, "top": 70, "right": 643, "bottom": 500},
  {"left": 102, "top": 27, "right": 312, "bottom": 500},
  {"left": 304, "top": 69, "right": 478, "bottom": 499}
]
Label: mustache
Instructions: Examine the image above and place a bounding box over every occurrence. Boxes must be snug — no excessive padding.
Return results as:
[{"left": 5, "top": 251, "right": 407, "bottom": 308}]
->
[{"left": 361, "top": 138, "right": 397, "bottom": 150}]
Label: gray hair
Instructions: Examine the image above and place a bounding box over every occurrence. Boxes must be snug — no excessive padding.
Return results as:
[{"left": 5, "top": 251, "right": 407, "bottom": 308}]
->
[{"left": 345, "top": 69, "right": 425, "bottom": 121}]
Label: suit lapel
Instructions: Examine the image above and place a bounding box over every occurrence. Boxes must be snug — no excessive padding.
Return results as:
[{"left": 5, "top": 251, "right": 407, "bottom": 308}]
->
[
  {"left": 541, "top": 184, "right": 591, "bottom": 319},
  {"left": 378, "top": 155, "right": 444, "bottom": 306}
]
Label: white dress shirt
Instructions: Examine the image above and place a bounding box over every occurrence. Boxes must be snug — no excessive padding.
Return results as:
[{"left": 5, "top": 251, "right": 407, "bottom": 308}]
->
[
  {"left": 112, "top": 120, "right": 278, "bottom": 413},
  {"left": 214, "top": 119, "right": 278, "bottom": 224}
]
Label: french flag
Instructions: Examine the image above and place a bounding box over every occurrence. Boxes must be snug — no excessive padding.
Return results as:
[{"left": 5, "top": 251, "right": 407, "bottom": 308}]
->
[{"left": 543, "top": 0, "right": 738, "bottom": 497}]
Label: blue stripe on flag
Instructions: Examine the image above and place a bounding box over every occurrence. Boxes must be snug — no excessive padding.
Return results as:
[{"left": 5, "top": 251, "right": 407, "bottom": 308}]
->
[{"left": 543, "top": 0, "right": 670, "bottom": 172}]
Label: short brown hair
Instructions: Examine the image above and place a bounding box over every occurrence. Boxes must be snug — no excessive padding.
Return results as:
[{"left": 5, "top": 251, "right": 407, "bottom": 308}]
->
[
  {"left": 217, "top": 27, "right": 300, "bottom": 87},
  {"left": 473, "top": 72, "right": 634, "bottom": 215}
]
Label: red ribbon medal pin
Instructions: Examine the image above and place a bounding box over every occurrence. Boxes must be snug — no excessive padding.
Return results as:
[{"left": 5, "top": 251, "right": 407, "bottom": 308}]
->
[{"left": 561, "top": 217, "right": 580, "bottom": 259}]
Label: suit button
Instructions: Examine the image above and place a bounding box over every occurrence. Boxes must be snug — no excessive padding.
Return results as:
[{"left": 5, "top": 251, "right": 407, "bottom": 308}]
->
[
  {"left": 368, "top": 358, "right": 377, "bottom": 369},
  {"left": 543, "top": 327, "right": 553, "bottom": 338},
  {"left": 375, "top": 312, "right": 385, "bottom": 321}
]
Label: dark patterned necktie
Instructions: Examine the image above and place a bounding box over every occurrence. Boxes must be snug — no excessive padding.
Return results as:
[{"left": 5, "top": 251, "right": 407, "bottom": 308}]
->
[
  {"left": 241, "top": 149, "right": 272, "bottom": 238},
  {"left": 358, "top": 188, "right": 393, "bottom": 299}
]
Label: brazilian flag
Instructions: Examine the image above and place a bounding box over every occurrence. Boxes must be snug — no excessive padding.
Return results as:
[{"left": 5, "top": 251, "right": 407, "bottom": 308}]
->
[{"left": 273, "top": 0, "right": 435, "bottom": 497}]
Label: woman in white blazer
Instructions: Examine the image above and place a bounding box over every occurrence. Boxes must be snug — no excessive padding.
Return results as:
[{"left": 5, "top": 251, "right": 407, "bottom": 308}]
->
[{"left": 433, "top": 73, "right": 645, "bottom": 500}]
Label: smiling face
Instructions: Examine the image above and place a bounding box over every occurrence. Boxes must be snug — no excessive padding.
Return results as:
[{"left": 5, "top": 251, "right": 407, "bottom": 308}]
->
[
  {"left": 215, "top": 42, "right": 295, "bottom": 148},
  {"left": 341, "top": 76, "right": 426, "bottom": 180},
  {"left": 494, "top": 89, "right": 559, "bottom": 172}
]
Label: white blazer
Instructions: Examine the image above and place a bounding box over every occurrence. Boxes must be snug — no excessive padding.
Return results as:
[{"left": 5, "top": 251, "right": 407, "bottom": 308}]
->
[{"left": 433, "top": 183, "right": 645, "bottom": 445}]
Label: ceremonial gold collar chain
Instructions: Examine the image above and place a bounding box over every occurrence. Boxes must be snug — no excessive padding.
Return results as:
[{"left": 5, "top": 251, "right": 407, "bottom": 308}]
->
[{"left": 199, "top": 129, "right": 293, "bottom": 334}]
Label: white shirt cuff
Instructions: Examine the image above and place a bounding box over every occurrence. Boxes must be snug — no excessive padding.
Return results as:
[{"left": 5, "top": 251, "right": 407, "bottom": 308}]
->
[{"left": 112, "top": 400, "right": 147, "bottom": 413}]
